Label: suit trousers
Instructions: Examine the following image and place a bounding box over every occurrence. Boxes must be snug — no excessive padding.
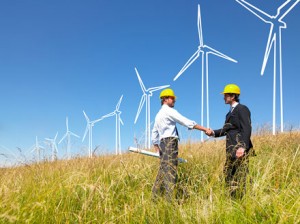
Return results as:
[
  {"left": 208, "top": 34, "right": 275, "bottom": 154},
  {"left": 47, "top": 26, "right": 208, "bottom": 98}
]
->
[
  {"left": 224, "top": 153, "right": 249, "bottom": 198},
  {"left": 152, "top": 137, "right": 178, "bottom": 202}
]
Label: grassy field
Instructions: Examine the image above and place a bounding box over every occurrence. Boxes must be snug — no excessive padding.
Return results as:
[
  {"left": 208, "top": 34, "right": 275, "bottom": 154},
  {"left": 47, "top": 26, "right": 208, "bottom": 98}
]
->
[{"left": 0, "top": 131, "right": 299, "bottom": 223}]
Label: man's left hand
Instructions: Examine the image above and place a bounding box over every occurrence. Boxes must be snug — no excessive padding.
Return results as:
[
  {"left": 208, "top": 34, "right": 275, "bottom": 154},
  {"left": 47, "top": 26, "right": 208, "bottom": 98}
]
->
[
  {"left": 153, "top": 145, "right": 160, "bottom": 153},
  {"left": 236, "top": 147, "right": 245, "bottom": 159}
]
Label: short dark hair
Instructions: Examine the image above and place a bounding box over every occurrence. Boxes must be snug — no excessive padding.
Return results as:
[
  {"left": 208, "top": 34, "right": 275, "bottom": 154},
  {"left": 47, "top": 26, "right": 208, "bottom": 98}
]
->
[
  {"left": 161, "top": 97, "right": 171, "bottom": 105},
  {"left": 227, "top": 93, "right": 240, "bottom": 102}
]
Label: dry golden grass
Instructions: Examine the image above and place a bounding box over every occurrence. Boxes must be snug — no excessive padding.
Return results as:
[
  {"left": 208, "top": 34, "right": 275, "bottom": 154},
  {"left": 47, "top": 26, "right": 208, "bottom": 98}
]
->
[{"left": 0, "top": 131, "right": 299, "bottom": 223}]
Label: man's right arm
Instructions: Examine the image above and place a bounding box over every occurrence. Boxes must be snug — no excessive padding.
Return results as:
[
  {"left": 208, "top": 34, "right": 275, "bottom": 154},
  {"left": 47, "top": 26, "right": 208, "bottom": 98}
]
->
[
  {"left": 213, "top": 128, "right": 225, "bottom": 137},
  {"left": 151, "top": 123, "right": 160, "bottom": 147},
  {"left": 193, "top": 124, "right": 209, "bottom": 133},
  {"left": 152, "top": 125, "right": 160, "bottom": 152}
]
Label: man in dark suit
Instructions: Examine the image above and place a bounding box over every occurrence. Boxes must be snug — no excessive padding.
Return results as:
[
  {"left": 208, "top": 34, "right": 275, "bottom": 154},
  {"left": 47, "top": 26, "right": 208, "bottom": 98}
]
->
[{"left": 207, "top": 84, "right": 253, "bottom": 198}]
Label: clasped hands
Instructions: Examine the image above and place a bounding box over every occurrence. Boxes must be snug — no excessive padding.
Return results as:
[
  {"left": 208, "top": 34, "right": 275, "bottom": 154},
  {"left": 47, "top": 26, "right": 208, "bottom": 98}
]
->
[{"left": 204, "top": 128, "right": 214, "bottom": 136}]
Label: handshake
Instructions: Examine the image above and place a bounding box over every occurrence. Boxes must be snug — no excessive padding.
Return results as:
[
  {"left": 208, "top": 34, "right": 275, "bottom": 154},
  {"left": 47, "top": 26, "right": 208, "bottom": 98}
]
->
[{"left": 204, "top": 128, "right": 214, "bottom": 137}]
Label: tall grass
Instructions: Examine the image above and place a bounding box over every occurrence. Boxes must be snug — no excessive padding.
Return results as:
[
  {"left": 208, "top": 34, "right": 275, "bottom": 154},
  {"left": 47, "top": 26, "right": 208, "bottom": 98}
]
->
[{"left": 0, "top": 131, "right": 299, "bottom": 223}]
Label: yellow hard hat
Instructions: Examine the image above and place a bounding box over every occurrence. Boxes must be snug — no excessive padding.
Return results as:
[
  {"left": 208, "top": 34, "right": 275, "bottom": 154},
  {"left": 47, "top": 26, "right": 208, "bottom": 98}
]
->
[
  {"left": 160, "top": 88, "right": 176, "bottom": 99},
  {"left": 222, "top": 84, "right": 240, "bottom": 94}
]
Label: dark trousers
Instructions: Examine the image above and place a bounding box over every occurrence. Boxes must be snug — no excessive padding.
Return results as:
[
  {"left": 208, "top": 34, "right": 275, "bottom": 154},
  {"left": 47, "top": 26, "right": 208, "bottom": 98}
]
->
[
  {"left": 152, "top": 137, "right": 178, "bottom": 202},
  {"left": 224, "top": 153, "right": 249, "bottom": 198}
]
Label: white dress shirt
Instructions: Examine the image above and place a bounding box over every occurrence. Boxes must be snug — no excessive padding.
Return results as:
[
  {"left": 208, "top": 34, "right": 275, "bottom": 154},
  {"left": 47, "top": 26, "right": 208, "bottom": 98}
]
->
[
  {"left": 231, "top": 102, "right": 239, "bottom": 112},
  {"left": 151, "top": 104, "right": 197, "bottom": 145}
]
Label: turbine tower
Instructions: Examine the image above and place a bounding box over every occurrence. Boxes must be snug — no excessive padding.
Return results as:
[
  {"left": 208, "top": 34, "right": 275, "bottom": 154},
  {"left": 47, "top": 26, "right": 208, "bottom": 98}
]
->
[
  {"left": 82, "top": 111, "right": 103, "bottom": 158},
  {"left": 101, "top": 95, "right": 124, "bottom": 155},
  {"left": 134, "top": 67, "right": 170, "bottom": 149},
  {"left": 45, "top": 132, "right": 59, "bottom": 161},
  {"left": 59, "top": 117, "right": 80, "bottom": 159},
  {"left": 173, "top": 4, "right": 237, "bottom": 142},
  {"left": 31, "top": 136, "right": 44, "bottom": 162},
  {"left": 236, "top": 0, "right": 299, "bottom": 135}
]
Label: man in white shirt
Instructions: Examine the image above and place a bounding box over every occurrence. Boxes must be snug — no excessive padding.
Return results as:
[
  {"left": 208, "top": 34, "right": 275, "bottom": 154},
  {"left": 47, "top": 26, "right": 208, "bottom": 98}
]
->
[{"left": 151, "top": 88, "right": 209, "bottom": 201}]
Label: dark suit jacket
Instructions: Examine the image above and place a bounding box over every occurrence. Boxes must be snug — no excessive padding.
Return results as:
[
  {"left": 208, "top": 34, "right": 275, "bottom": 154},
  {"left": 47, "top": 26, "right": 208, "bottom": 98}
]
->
[{"left": 214, "top": 103, "right": 253, "bottom": 155}]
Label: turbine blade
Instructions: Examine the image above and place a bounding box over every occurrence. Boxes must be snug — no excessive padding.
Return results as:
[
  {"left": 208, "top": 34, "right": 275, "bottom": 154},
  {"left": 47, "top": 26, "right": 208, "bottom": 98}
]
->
[
  {"left": 120, "top": 117, "right": 124, "bottom": 126},
  {"left": 54, "top": 132, "right": 58, "bottom": 141},
  {"left": 66, "top": 117, "right": 69, "bottom": 131},
  {"left": 30, "top": 145, "right": 36, "bottom": 153},
  {"left": 148, "top": 85, "right": 170, "bottom": 93},
  {"left": 173, "top": 49, "right": 201, "bottom": 81},
  {"left": 135, "top": 67, "right": 146, "bottom": 93},
  {"left": 197, "top": 4, "right": 204, "bottom": 46},
  {"left": 278, "top": 0, "right": 300, "bottom": 20},
  {"left": 70, "top": 132, "right": 80, "bottom": 138},
  {"left": 116, "top": 95, "right": 123, "bottom": 110},
  {"left": 205, "top": 45, "right": 238, "bottom": 63},
  {"left": 58, "top": 133, "right": 68, "bottom": 144},
  {"left": 236, "top": 0, "right": 272, "bottom": 23},
  {"left": 93, "top": 117, "right": 104, "bottom": 124},
  {"left": 134, "top": 94, "right": 146, "bottom": 124},
  {"left": 83, "top": 111, "right": 90, "bottom": 123},
  {"left": 261, "top": 26, "right": 276, "bottom": 75},
  {"left": 101, "top": 111, "right": 115, "bottom": 119},
  {"left": 82, "top": 125, "right": 89, "bottom": 142}
]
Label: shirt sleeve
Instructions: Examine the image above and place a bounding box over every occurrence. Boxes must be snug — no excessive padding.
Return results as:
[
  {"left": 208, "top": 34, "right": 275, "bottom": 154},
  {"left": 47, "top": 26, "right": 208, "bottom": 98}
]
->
[
  {"left": 169, "top": 108, "right": 196, "bottom": 129},
  {"left": 151, "top": 122, "right": 160, "bottom": 145}
]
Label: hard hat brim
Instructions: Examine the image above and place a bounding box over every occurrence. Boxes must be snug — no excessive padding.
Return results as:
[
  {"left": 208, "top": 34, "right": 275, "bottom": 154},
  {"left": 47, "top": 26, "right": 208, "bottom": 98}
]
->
[{"left": 160, "top": 96, "right": 177, "bottom": 99}]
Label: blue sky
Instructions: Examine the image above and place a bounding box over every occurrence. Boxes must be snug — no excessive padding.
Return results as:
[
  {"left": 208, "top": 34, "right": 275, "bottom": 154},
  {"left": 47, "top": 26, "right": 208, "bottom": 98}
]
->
[{"left": 0, "top": 0, "right": 299, "bottom": 165}]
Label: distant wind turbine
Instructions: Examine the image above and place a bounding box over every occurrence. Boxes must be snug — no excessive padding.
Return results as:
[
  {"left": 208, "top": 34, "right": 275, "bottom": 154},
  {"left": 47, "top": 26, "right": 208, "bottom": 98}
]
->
[
  {"left": 134, "top": 67, "right": 170, "bottom": 149},
  {"left": 173, "top": 4, "right": 237, "bottom": 142},
  {"left": 59, "top": 117, "right": 80, "bottom": 159},
  {"left": 236, "top": 0, "right": 299, "bottom": 135},
  {"left": 45, "top": 132, "right": 59, "bottom": 161},
  {"left": 100, "top": 95, "right": 124, "bottom": 155},
  {"left": 82, "top": 111, "right": 103, "bottom": 158},
  {"left": 31, "top": 136, "right": 44, "bottom": 162}
]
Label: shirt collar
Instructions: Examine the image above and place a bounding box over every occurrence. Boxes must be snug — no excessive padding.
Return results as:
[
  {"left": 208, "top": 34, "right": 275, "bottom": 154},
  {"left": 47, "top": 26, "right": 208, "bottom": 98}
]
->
[{"left": 231, "top": 102, "right": 239, "bottom": 111}]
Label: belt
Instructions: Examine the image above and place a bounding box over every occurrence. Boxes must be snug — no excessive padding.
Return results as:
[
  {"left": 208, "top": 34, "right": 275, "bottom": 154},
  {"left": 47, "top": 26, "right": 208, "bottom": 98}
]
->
[{"left": 160, "top": 137, "right": 179, "bottom": 142}]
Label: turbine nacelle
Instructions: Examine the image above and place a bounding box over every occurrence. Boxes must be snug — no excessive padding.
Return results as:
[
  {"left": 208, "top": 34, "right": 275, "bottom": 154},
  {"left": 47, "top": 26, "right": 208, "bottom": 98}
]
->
[{"left": 272, "top": 19, "right": 287, "bottom": 28}]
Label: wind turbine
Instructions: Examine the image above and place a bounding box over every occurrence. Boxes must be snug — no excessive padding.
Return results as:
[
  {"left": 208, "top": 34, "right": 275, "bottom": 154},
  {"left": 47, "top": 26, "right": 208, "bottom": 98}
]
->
[
  {"left": 45, "top": 132, "right": 59, "bottom": 162},
  {"left": 82, "top": 111, "right": 103, "bottom": 158},
  {"left": 236, "top": 0, "right": 299, "bottom": 135},
  {"left": 134, "top": 67, "right": 170, "bottom": 149},
  {"left": 59, "top": 117, "right": 80, "bottom": 160},
  {"left": 173, "top": 4, "right": 237, "bottom": 142},
  {"left": 100, "top": 95, "right": 124, "bottom": 155},
  {"left": 31, "top": 136, "right": 44, "bottom": 162}
]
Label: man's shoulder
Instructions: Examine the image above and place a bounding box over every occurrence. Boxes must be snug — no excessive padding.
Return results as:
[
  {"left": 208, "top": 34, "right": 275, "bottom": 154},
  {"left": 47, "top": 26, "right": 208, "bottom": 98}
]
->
[
  {"left": 237, "top": 103, "right": 249, "bottom": 109},
  {"left": 161, "top": 104, "right": 177, "bottom": 112},
  {"left": 236, "top": 103, "right": 251, "bottom": 113}
]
